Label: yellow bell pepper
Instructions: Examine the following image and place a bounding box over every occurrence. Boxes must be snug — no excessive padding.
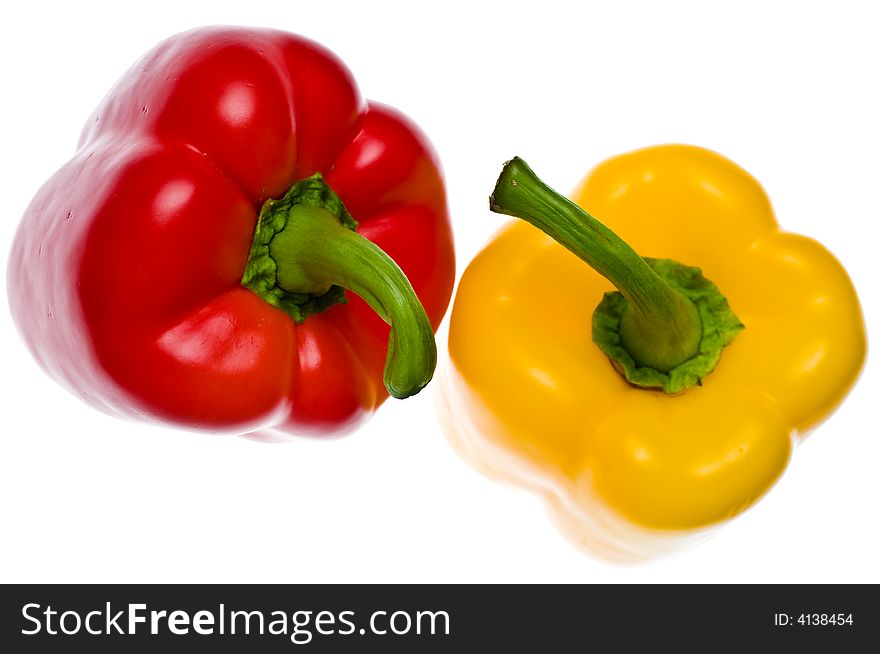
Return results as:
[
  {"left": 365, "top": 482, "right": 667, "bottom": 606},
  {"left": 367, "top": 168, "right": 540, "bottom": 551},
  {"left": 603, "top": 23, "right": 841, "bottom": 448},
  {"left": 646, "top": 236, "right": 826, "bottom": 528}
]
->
[{"left": 441, "top": 145, "right": 865, "bottom": 560}]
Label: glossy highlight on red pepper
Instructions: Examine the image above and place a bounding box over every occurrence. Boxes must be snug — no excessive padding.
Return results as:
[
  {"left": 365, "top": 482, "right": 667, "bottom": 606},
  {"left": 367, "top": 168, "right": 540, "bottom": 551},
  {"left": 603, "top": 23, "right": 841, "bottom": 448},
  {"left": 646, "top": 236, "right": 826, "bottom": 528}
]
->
[{"left": 8, "top": 27, "right": 455, "bottom": 438}]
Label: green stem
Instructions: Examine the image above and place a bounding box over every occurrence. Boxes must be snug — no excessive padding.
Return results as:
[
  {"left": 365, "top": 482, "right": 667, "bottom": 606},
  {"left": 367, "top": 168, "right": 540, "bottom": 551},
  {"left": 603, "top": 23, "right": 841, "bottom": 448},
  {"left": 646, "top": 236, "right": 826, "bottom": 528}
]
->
[
  {"left": 242, "top": 175, "right": 436, "bottom": 399},
  {"left": 490, "top": 157, "right": 702, "bottom": 373},
  {"left": 266, "top": 205, "right": 436, "bottom": 399}
]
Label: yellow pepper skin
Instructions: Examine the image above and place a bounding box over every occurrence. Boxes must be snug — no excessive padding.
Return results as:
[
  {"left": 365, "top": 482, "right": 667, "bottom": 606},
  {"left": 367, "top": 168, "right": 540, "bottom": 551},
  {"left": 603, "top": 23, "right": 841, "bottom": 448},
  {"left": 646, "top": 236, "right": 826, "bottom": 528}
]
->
[{"left": 442, "top": 145, "right": 866, "bottom": 560}]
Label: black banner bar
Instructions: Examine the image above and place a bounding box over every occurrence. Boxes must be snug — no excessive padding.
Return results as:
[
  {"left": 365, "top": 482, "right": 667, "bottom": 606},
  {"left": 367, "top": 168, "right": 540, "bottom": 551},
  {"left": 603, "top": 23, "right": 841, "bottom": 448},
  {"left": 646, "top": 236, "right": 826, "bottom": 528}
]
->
[{"left": 2, "top": 584, "right": 876, "bottom": 651}]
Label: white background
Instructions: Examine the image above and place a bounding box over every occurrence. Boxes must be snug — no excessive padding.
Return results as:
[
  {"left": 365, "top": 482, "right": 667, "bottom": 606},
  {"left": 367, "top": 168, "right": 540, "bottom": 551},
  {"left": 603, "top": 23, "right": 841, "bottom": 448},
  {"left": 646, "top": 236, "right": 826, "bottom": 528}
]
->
[{"left": 1, "top": 0, "right": 877, "bottom": 583}]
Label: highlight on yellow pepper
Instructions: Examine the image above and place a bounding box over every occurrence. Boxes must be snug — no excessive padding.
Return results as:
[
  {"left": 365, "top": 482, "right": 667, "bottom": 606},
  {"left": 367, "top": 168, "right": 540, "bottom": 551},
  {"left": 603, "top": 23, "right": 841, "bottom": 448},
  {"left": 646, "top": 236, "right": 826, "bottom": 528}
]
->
[{"left": 440, "top": 145, "right": 866, "bottom": 561}]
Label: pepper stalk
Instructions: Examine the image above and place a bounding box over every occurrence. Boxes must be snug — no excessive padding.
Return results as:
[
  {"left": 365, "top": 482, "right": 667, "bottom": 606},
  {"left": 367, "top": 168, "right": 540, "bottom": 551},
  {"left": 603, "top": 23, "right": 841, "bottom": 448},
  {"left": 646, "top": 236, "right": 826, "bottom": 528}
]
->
[
  {"left": 490, "top": 157, "right": 743, "bottom": 393},
  {"left": 242, "top": 175, "right": 436, "bottom": 399}
]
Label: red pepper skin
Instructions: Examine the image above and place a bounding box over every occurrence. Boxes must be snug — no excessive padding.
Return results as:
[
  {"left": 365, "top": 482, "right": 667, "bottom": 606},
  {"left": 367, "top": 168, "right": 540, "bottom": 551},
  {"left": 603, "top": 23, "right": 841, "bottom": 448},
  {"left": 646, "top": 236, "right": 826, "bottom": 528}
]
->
[{"left": 8, "top": 27, "right": 455, "bottom": 436}]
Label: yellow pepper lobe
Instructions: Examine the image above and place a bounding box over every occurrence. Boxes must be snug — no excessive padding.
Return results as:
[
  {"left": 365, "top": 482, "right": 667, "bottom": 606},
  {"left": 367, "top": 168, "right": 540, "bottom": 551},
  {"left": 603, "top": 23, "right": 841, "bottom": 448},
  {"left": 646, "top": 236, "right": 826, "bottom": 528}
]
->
[{"left": 443, "top": 145, "right": 866, "bottom": 559}]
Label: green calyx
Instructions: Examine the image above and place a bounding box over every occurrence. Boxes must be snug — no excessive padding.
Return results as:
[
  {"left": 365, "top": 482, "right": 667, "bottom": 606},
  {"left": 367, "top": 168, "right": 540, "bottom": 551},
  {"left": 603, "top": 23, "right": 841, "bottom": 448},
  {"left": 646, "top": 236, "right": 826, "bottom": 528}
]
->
[
  {"left": 490, "top": 157, "right": 743, "bottom": 394},
  {"left": 241, "top": 174, "right": 437, "bottom": 399},
  {"left": 593, "top": 258, "right": 743, "bottom": 393},
  {"left": 242, "top": 174, "right": 357, "bottom": 322}
]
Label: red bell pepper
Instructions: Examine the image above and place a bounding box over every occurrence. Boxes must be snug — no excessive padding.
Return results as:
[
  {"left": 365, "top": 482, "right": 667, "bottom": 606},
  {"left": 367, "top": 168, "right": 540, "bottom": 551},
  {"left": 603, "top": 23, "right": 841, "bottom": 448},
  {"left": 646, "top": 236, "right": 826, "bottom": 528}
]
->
[{"left": 7, "top": 27, "right": 455, "bottom": 437}]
